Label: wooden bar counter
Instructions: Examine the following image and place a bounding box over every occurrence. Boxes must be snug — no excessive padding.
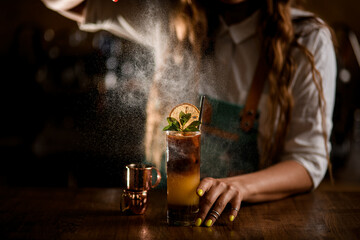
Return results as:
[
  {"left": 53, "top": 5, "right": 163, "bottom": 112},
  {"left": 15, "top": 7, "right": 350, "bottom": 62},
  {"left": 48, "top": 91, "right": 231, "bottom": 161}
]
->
[{"left": 0, "top": 182, "right": 359, "bottom": 240}]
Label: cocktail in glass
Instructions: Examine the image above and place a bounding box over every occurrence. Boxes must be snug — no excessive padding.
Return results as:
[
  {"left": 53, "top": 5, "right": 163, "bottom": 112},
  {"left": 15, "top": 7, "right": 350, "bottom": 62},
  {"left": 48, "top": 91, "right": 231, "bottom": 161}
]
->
[{"left": 166, "top": 131, "right": 201, "bottom": 226}]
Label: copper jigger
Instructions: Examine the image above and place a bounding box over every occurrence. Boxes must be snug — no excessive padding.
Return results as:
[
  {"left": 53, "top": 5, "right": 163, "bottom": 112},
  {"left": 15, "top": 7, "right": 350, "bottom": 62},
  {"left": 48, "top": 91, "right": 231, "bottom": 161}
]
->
[
  {"left": 126, "top": 164, "right": 161, "bottom": 191},
  {"left": 121, "top": 164, "right": 161, "bottom": 214},
  {"left": 121, "top": 190, "right": 148, "bottom": 214}
]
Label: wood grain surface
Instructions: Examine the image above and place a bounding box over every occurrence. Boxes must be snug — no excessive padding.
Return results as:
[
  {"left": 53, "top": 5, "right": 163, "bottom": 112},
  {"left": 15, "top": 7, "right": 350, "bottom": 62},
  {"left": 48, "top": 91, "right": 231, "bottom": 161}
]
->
[{"left": 0, "top": 185, "right": 359, "bottom": 240}]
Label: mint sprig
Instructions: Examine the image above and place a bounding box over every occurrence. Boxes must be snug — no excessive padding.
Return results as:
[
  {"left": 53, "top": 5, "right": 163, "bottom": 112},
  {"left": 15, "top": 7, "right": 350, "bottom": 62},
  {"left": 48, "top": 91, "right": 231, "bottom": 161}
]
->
[
  {"left": 183, "top": 120, "right": 201, "bottom": 132},
  {"left": 163, "top": 111, "right": 200, "bottom": 132},
  {"left": 163, "top": 117, "right": 181, "bottom": 131}
]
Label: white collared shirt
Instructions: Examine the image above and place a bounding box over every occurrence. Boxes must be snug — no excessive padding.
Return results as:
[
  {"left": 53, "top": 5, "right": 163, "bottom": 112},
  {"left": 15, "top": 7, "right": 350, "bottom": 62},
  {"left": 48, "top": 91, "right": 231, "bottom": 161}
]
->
[{"left": 80, "top": 1, "right": 336, "bottom": 188}]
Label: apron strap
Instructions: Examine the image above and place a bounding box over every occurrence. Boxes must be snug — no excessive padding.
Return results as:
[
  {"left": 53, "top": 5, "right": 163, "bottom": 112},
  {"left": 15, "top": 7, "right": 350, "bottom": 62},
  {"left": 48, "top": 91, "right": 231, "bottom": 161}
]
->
[{"left": 240, "top": 54, "right": 269, "bottom": 132}]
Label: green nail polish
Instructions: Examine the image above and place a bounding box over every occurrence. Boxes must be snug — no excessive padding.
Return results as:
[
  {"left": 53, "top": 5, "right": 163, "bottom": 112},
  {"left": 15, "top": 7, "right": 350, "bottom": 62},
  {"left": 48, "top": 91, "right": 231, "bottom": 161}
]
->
[
  {"left": 195, "top": 218, "right": 202, "bottom": 227},
  {"left": 205, "top": 219, "right": 212, "bottom": 227},
  {"left": 197, "top": 189, "right": 204, "bottom": 196},
  {"left": 229, "top": 215, "right": 235, "bottom": 222}
]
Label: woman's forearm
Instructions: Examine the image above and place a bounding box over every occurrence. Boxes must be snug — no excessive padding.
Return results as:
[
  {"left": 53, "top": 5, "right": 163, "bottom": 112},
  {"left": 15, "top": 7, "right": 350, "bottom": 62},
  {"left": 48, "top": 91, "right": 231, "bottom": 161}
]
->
[
  {"left": 195, "top": 160, "right": 314, "bottom": 226},
  {"left": 41, "top": 0, "right": 85, "bottom": 11},
  {"left": 41, "top": 0, "right": 86, "bottom": 22},
  {"left": 223, "top": 160, "right": 314, "bottom": 202}
]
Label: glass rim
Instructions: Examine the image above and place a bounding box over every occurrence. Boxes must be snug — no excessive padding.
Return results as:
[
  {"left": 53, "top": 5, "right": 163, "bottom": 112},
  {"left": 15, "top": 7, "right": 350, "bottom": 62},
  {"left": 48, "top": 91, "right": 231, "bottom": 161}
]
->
[
  {"left": 165, "top": 131, "right": 201, "bottom": 136},
  {"left": 126, "top": 163, "right": 153, "bottom": 170}
]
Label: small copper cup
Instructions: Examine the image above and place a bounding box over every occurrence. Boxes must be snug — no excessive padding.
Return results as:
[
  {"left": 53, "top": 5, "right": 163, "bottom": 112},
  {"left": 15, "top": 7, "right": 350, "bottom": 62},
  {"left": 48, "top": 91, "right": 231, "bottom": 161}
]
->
[
  {"left": 121, "top": 164, "right": 161, "bottom": 214},
  {"left": 126, "top": 164, "right": 161, "bottom": 191},
  {"left": 121, "top": 190, "right": 148, "bottom": 215}
]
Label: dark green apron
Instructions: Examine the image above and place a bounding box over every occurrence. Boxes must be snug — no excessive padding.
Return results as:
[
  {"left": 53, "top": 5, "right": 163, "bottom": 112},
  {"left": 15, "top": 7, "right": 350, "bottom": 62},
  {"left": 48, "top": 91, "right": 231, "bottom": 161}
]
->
[
  {"left": 200, "top": 95, "right": 260, "bottom": 178},
  {"left": 151, "top": 95, "right": 260, "bottom": 188}
]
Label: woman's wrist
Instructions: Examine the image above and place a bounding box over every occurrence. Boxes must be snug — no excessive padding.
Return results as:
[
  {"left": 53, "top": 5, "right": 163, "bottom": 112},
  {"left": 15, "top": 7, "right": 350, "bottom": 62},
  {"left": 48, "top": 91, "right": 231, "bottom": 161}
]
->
[
  {"left": 223, "top": 175, "right": 254, "bottom": 202},
  {"left": 222, "top": 161, "right": 314, "bottom": 203}
]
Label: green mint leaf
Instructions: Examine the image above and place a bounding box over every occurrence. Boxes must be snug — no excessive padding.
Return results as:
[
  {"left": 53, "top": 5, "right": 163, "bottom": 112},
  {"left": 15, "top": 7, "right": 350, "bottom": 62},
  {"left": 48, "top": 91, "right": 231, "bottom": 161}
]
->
[
  {"left": 183, "top": 126, "right": 199, "bottom": 132},
  {"left": 179, "top": 111, "right": 191, "bottom": 127},
  {"left": 162, "top": 125, "right": 171, "bottom": 131},
  {"left": 168, "top": 117, "right": 181, "bottom": 129},
  {"left": 188, "top": 121, "right": 201, "bottom": 128},
  {"left": 163, "top": 124, "right": 179, "bottom": 131},
  {"left": 167, "top": 117, "right": 178, "bottom": 125},
  {"left": 163, "top": 117, "right": 181, "bottom": 131},
  {"left": 183, "top": 121, "right": 201, "bottom": 132}
]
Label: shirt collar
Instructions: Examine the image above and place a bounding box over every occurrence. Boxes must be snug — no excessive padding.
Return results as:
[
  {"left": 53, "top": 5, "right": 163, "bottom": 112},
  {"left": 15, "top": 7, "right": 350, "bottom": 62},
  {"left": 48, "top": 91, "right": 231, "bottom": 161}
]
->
[
  {"left": 216, "top": 8, "right": 313, "bottom": 44},
  {"left": 217, "top": 10, "right": 261, "bottom": 44},
  {"left": 290, "top": 8, "right": 314, "bottom": 19}
]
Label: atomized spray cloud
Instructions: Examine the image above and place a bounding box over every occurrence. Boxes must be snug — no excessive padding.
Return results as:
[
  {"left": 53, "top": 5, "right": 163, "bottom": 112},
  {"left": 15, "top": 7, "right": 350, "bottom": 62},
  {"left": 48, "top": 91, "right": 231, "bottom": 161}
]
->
[{"left": 89, "top": 0, "right": 227, "bottom": 178}]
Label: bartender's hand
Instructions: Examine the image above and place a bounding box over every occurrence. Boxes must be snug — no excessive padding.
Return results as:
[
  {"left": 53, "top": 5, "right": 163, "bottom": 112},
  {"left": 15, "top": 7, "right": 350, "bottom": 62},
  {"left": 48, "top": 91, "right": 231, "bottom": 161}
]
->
[
  {"left": 195, "top": 177, "right": 246, "bottom": 227},
  {"left": 194, "top": 161, "right": 314, "bottom": 227}
]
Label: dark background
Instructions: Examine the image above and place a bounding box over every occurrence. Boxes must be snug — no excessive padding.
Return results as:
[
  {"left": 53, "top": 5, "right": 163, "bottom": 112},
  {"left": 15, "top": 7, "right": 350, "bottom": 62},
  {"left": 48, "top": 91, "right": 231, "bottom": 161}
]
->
[{"left": 0, "top": 0, "right": 359, "bottom": 188}]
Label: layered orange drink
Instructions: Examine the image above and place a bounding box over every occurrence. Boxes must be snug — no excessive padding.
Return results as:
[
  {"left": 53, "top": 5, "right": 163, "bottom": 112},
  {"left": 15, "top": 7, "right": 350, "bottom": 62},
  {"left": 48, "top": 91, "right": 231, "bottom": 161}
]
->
[{"left": 163, "top": 103, "right": 201, "bottom": 226}]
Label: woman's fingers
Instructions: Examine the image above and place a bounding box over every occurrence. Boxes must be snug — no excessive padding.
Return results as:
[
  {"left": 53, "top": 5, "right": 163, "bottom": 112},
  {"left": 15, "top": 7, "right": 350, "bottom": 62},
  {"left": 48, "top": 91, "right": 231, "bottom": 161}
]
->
[
  {"left": 195, "top": 178, "right": 220, "bottom": 226},
  {"left": 196, "top": 177, "right": 214, "bottom": 197},
  {"left": 228, "top": 197, "right": 241, "bottom": 222},
  {"left": 195, "top": 178, "right": 243, "bottom": 227},
  {"left": 196, "top": 179, "right": 226, "bottom": 225},
  {"left": 203, "top": 191, "right": 233, "bottom": 227}
]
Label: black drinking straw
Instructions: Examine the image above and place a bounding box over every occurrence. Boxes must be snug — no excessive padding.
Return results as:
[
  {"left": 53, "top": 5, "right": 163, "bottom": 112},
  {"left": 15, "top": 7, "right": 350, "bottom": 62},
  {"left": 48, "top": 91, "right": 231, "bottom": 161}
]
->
[{"left": 198, "top": 95, "right": 205, "bottom": 126}]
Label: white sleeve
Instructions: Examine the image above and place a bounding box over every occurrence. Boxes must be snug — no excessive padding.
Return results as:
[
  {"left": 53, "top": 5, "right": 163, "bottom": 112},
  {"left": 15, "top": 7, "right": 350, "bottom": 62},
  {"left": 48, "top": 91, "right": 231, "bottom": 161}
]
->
[
  {"left": 280, "top": 27, "right": 337, "bottom": 189},
  {"left": 78, "top": 0, "right": 167, "bottom": 49}
]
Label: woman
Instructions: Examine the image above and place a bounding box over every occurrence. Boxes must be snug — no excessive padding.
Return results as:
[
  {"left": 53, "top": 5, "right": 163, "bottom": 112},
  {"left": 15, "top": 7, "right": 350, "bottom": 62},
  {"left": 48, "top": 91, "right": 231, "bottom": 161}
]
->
[{"left": 42, "top": 0, "right": 336, "bottom": 227}]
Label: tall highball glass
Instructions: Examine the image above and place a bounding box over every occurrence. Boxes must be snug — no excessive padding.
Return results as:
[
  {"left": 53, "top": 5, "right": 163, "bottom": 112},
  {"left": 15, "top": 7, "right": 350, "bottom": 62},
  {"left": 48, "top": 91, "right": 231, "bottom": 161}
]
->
[{"left": 166, "top": 131, "right": 201, "bottom": 226}]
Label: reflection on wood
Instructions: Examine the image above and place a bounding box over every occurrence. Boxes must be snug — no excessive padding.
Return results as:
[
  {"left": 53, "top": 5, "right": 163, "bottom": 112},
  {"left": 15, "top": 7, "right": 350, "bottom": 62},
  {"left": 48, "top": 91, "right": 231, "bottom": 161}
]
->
[{"left": 0, "top": 185, "right": 359, "bottom": 239}]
